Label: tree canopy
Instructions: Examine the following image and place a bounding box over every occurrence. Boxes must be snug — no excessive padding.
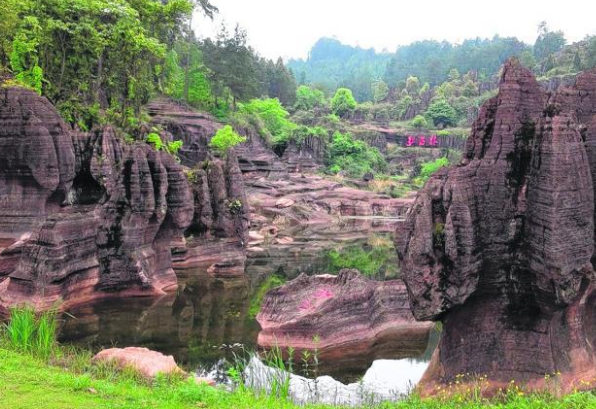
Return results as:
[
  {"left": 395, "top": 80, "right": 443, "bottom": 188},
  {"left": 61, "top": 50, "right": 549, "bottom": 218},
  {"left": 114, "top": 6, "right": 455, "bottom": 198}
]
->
[{"left": 330, "top": 88, "right": 357, "bottom": 118}]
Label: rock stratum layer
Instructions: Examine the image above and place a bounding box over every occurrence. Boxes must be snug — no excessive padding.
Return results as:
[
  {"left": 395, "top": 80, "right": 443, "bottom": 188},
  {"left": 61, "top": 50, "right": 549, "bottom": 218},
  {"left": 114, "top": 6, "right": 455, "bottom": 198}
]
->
[
  {"left": 397, "top": 60, "right": 596, "bottom": 393},
  {"left": 257, "top": 270, "right": 433, "bottom": 376},
  {"left": 0, "top": 88, "right": 248, "bottom": 311}
]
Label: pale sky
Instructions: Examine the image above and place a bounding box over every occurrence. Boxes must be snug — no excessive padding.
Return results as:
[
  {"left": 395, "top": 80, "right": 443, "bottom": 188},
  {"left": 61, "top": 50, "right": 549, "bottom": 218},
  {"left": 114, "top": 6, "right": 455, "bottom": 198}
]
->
[{"left": 193, "top": 0, "right": 596, "bottom": 61}]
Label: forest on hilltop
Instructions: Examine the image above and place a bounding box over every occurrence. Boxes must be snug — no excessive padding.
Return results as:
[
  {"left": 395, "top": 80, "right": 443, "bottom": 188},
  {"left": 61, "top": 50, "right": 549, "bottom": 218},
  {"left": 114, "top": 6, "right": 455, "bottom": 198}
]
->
[
  {"left": 289, "top": 25, "right": 596, "bottom": 102},
  {"left": 2, "top": 0, "right": 596, "bottom": 184}
]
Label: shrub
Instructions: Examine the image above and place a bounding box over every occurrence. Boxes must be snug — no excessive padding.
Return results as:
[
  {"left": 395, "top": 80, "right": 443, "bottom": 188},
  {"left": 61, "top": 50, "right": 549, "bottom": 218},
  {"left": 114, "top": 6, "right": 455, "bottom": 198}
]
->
[
  {"left": 146, "top": 133, "right": 184, "bottom": 160},
  {"left": 238, "top": 98, "right": 295, "bottom": 145},
  {"left": 165, "top": 140, "right": 183, "bottom": 156},
  {"left": 420, "top": 157, "right": 449, "bottom": 179},
  {"left": 330, "top": 88, "right": 357, "bottom": 118},
  {"left": 425, "top": 100, "right": 459, "bottom": 128},
  {"left": 146, "top": 132, "right": 165, "bottom": 151},
  {"left": 209, "top": 125, "right": 246, "bottom": 154},
  {"left": 413, "top": 157, "right": 450, "bottom": 188},
  {"left": 326, "top": 131, "right": 387, "bottom": 178},
  {"left": 411, "top": 115, "right": 428, "bottom": 129},
  {"left": 294, "top": 85, "right": 326, "bottom": 111}
]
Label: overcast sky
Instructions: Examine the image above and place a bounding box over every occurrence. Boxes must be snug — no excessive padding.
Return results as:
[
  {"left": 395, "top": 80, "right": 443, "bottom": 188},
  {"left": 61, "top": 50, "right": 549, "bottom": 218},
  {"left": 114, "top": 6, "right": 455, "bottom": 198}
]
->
[{"left": 193, "top": 0, "right": 596, "bottom": 61}]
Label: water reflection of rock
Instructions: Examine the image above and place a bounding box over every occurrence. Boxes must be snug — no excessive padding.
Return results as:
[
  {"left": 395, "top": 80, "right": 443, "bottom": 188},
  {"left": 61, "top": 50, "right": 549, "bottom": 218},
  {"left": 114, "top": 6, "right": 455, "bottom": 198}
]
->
[
  {"left": 245, "top": 218, "right": 401, "bottom": 286},
  {"left": 60, "top": 272, "right": 259, "bottom": 368}
]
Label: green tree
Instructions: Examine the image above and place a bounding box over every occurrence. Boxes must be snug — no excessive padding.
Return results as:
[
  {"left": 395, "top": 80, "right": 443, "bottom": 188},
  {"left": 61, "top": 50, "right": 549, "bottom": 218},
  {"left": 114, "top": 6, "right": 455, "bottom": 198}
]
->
[
  {"left": 239, "top": 98, "right": 296, "bottom": 144},
  {"left": 534, "top": 22, "right": 566, "bottom": 62},
  {"left": 518, "top": 50, "right": 537, "bottom": 70},
  {"left": 425, "top": 100, "right": 459, "bottom": 127},
  {"left": 202, "top": 24, "right": 259, "bottom": 109},
  {"left": 405, "top": 76, "right": 420, "bottom": 95},
  {"left": 295, "top": 85, "right": 326, "bottom": 110},
  {"left": 267, "top": 57, "right": 297, "bottom": 107},
  {"left": 162, "top": 42, "right": 212, "bottom": 109},
  {"left": 587, "top": 36, "right": 596, "bottom": 70},
  {"left": 209, "top": 125, "right": 247, "bottom": 154},
  {"left": 573, "top": 51, "right": 583, "bottom": 72},
  {"left": 9, "top": 16, "right": 43, "bottom": 94},
  {"left": 4, "top": 0, "right": 194, "bottom": 127},
  {"left": 330, "top": 88, "right": 357, "bottom": 118},
  {"left": 411, "top": 115, "right": 428, "bottom": 129},
  {"left": 372, "top": 80, "right": 389, "bottom": 103},
  {"left": 0, "top": 0, "right": 21, "bottom": 68},
  {"left": 448, "top": 68, "right": 461, "bottom": 82}
]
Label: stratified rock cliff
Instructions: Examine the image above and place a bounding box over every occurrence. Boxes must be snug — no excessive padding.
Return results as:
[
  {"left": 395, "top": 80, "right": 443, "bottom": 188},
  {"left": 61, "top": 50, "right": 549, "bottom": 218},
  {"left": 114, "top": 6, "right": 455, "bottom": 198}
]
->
[
  {"left": 0, "top": 87, "right": 248, "bottom": 310},
  {"left": 397, "top": 60, "right": 596, "bottom": 393}
]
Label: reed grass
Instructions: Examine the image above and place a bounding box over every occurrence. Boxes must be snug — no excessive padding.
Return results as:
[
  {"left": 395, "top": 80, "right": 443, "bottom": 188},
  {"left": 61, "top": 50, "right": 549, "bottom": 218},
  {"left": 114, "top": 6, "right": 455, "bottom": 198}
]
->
[{"left": 2, "top": 305, "right": 57, "bottom": 359}]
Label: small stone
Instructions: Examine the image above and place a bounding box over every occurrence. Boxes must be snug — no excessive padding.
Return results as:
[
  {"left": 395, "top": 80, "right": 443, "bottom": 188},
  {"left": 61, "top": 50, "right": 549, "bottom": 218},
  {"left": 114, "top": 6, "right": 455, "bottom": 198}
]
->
[
  {"left": 275, "top": 198, "right": 295, "bottom": 208},
  {"left": 87, "top": 388, "right": 98, "bottom": 394},
  {"left": 276, "top": 236, "right": 294, "bottom": 245},
  {"left": 248, "top": 231, "right": 265, "bottom": 241},
  {"left": 247, "top": 247, "right": 266, "bottom": 253}
]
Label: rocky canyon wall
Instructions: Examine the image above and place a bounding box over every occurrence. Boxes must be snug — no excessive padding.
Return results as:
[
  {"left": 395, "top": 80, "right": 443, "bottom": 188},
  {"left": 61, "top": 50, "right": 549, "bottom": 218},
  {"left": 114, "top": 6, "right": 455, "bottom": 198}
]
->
[{"left": 0, "top": 88, "right": 248, "bottom": 311}]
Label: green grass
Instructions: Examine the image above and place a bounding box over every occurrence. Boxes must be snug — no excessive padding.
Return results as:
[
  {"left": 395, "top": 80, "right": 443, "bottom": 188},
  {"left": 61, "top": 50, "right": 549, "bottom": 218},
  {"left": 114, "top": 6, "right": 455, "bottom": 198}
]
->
[
  {"left": 3, "top": 307, "right": 596, "bottom": 408},
  {"left": 3, "top": 346, "right": 596, "bottom": 409},
  {"left": 4, "top": 306, "right": 57, "bottom": 359}
]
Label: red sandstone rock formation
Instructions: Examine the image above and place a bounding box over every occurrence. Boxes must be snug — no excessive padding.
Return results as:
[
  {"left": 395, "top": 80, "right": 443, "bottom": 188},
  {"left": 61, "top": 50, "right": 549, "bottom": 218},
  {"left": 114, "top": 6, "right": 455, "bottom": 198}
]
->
[
  {"left": 397, "top": 59, "right": 596, "bottom": 394},
  {"left": 0, "top": 87, "right": 248, "bottom": 310},
  {"left": 257, "top": 270, "right": 433, "bottom": 375},
  {"left": 247, "top": 174, "right": 411, "bottom": 231}
]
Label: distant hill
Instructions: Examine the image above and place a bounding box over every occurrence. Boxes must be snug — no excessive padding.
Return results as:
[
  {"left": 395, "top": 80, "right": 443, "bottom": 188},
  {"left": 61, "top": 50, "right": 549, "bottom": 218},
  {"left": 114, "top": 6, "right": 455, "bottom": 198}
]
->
[
  {"left": 287, "top": 38, "right": 391, "bottom": 102},
  {"left": 289, "top": 31, "right": 596, "bottom": 103}
]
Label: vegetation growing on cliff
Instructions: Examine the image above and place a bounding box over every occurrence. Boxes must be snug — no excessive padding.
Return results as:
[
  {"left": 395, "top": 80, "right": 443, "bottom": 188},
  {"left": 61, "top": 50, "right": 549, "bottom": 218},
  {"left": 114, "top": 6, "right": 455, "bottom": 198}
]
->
[
  {"left": 327, "top": 131, "right": 387, "bottom": 177},
  {"left": 209, "top": 125, "right": 247, "bottom": 154}
]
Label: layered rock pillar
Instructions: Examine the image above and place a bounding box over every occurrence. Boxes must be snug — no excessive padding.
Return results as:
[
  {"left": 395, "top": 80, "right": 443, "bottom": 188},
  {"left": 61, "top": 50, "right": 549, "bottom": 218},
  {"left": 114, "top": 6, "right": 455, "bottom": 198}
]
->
[{"left": 397, "top": 59, "right": 596, "bottom": 393}]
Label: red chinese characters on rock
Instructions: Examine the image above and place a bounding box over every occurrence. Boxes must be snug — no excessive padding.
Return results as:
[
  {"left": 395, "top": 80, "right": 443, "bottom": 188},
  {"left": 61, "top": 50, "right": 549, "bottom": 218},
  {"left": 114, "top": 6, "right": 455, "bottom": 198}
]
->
[{"left": 405, "top": 135, "right": 438, "bottom": 147}]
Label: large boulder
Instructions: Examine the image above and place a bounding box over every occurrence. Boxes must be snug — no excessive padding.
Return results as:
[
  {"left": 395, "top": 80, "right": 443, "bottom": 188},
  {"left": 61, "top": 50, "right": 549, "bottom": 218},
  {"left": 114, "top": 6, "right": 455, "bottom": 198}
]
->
[
  {"left": 257, "top": 270, "right": 433, "bottom": 376},
  {"left": 92, "top": 347, "right": 183, "bottom": 379},
  {"left": 397, "top": 59, "right": 596, "bottom": 394}
]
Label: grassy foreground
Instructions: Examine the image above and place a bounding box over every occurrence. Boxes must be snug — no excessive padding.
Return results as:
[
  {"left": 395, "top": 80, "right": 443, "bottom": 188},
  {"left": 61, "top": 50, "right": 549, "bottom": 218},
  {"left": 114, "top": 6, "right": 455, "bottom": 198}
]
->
[
  {"left": 4, "top": 348, "right": 596, "bottom": 408},
  {"left": 2, "top": 308, "right": 596, "bottom": 408}
]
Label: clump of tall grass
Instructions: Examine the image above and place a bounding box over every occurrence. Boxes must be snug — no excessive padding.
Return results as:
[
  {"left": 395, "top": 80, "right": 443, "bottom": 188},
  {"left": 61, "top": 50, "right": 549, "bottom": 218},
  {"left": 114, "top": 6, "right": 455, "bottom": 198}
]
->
[
  {"left": 2, "top": 305, "right": 58, "bottom": 360},
  {"left": 262, "top": 345, "right": 293, "bottom": 400}
]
